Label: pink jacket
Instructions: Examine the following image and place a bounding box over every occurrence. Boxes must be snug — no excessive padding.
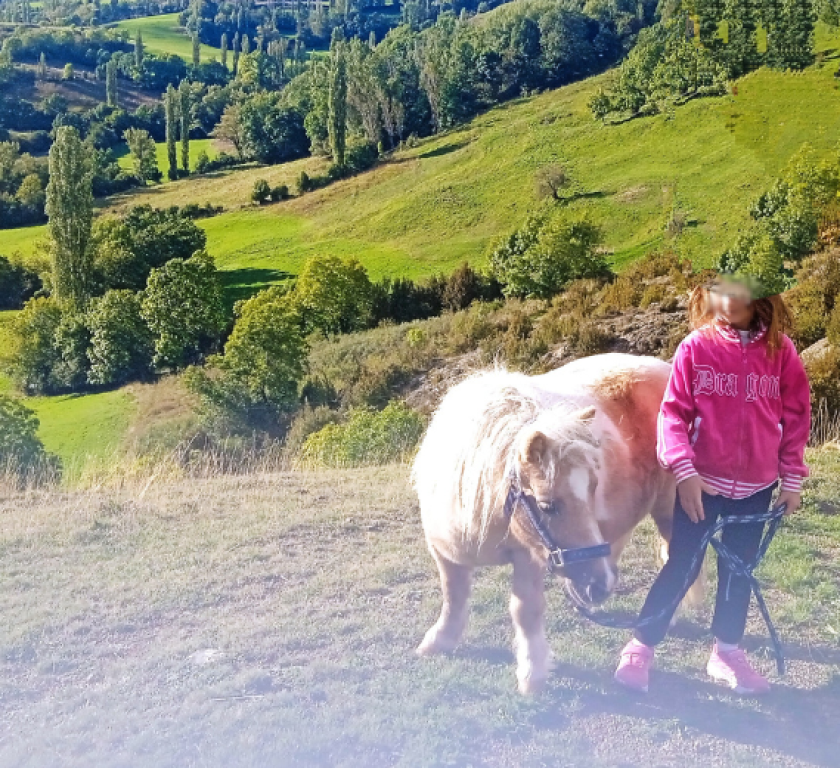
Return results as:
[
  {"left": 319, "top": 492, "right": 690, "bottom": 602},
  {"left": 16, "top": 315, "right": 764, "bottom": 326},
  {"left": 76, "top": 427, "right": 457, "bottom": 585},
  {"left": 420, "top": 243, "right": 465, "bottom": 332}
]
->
[{"left": 657, "top": 322, "right": 810, "bottom": 497}]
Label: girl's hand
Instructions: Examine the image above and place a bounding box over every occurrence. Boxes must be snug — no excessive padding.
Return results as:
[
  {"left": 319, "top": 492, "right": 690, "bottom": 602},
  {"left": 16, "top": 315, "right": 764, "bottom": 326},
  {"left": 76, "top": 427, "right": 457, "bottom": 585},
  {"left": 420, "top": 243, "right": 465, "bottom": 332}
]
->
[
  {"left": 677, "top": 475, "right": 719, "bottom": 523},
  {"left": 777, "top": 490, "right": 801, "bottom": 516}
]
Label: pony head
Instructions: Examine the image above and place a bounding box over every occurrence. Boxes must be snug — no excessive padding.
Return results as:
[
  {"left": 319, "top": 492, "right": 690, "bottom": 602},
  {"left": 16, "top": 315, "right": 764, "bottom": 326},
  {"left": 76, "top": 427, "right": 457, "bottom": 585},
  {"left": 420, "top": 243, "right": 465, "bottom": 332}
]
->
[{"left": 514, "top": 405, "right": 617, "bottom": 606}]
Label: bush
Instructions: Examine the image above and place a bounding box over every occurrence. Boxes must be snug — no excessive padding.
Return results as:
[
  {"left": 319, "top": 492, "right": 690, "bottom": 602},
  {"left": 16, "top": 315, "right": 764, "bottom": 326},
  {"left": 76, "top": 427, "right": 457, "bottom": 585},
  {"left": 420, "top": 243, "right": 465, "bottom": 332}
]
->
[
  {"left": 251, "top": 178, "right": 271, "bottom": 204},
  {"left": 0, "top": 254, "right": 41, "bottom": 310},
  {"left": 3, "top": 296, "right": 63, "bottom": 394},
  {"left": 0, "top": 395, "right": 59, "bottom": 479},
  {"left": 194, "top": 150, "right": 210, "bottom": 174},
  {"left": 296, "top": 170, "right": 312, "bottom": 195},
  {"left": 297, "top": 402, "right": 426, "bottom": 468},
  {"left": 270, "top": 184, "right": 289, "bottom": 201},
  {"left": 490, "top": 213, "right": 609, "bottom": 299}
]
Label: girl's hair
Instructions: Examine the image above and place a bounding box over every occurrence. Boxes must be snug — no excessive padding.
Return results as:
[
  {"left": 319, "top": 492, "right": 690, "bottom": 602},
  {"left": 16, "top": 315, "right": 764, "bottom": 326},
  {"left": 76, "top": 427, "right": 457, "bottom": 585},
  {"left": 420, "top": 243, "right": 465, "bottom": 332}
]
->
[{"left": 687, "top": 284, "right": 793, "bottom": 357}]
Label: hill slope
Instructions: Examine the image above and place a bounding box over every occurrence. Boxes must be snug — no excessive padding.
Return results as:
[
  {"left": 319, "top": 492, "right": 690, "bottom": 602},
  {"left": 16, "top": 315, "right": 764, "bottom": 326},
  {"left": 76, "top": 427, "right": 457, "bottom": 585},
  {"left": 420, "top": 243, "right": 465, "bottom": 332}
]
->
[{"left": 111, "top": 13, "right": 221, "bottom": 62}]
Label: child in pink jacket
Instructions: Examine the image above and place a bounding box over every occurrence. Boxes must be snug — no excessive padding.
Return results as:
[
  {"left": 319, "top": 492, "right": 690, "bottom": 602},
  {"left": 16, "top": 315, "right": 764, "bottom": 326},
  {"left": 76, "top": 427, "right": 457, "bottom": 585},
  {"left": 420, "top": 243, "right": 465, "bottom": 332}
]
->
[{"left": 614, "top": 278, "right": 810, "bottom": 695}]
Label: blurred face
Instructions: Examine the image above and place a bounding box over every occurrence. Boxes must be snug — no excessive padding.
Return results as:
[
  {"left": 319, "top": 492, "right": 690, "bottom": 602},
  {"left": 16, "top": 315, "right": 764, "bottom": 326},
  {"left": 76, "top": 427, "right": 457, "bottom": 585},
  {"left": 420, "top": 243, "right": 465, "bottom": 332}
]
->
[{"left": 709, "top": 282, "right": 755, "bottom": 330}]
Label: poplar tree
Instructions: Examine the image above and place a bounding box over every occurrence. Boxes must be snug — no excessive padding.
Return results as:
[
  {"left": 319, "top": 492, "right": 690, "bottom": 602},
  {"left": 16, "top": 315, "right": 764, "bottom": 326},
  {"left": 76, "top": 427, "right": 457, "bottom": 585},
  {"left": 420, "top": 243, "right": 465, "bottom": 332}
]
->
[
  {"left": 242, "top": 33, "right": 251, "bottom": 55},
  {"left": 192, "top": 34, "right": 200, "bottom": 67},
  {"left": 179, "top": 80, "right": 191, "bottom": 174},
  {"left": 46, "top": 127, "right": 94, "bottom": 308},
  {"left": 232, "top": 32, "right": 241, "bottom": 75},
  {"left": 105, "top": 58, "right": 118, "bottom": 106},
  {"left": 165, "top": 84, "right": 178, "bottom": 180},
  {"left": 37, "top": 52, "right": 47, "bottom": 79},
  {"left": 327, "top": 29, "right": 347, "bottom": 168},
  {"left": 134, "top": 30, "right": 144, "bottom": 68},
  {"left": 221, "top": 32, "right": 228, "bottom": 69}
]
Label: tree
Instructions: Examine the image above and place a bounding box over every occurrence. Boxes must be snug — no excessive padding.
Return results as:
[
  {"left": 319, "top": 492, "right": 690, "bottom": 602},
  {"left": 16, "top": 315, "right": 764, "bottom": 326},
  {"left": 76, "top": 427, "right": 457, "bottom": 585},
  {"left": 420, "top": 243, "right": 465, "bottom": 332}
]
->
[
  {"left": 87, "top": 290, "right": 154, "bottom": 386},
  {"left": 328, "top": 30, "right": 348, "bottom": 168},
  {"left": 46, "top": 126, "right": 94, "bottom": 307},
  {"left": 192, "top": 34, "right": 200, "bottom": 67},
  {"left": 141, "top": 251, "right": 227, "bottom": 370},
  {"left": 212, "top": 103, "right": 245, "bottom": 159},
  {"left": 179, "top": 80, "right": 190, "bottom": 174},
  {"left": 0, "top": 395, "right": 57, "bottom": 477},
  {"left": 294, "top": 255, "right": 373, "bottom": 335},
  {"left": 124, "top": 127, "right": 159, "bottom": 183},
  {"left": 232, "top": 31, "right": 241, "bottom": 76},
  {"left": 238, "top": 93, "right": 309, "bottom": 164},
  {"left": 15, "top": 173, "right": 45, "bottom": 210},
  {"left": 135, "top": 30, "right": 144, "bottom": 69},
  {"left": 63, "top": 63, "right": 74, "bottom": 81},
  {"left": 0, "top": 255, "right": 40, "bottom": 310},
  {"left": 535, "top": 165, "right": 568, "bottom": 201},
  {"left": 93, "top": 204, "right": 207, "bottom": 291},
  {"left": 4, "top": 296, "right": 62, "bottom": 394},
  {"left": 164, "top": 84, "right": 178, "bottom": 180},
  {"left": 186, "top": 287, "right": 308, "bottom": 433},
  {"left": 105, "top": 58, "right": 118, "bottom": 107},
  {"left": 36, "top": 52, "right": 47, "bottom": 80},
  {"left": 221, "top": 32, "right": 229, "bottom": 69}
]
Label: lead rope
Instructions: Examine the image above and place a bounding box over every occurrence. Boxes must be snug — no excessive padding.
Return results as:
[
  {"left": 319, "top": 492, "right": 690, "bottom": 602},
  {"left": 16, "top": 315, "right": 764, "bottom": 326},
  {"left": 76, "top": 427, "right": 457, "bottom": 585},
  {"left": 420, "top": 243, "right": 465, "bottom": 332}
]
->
[{"left": 574, "top": 505, "right": 788, "bottom": 675}]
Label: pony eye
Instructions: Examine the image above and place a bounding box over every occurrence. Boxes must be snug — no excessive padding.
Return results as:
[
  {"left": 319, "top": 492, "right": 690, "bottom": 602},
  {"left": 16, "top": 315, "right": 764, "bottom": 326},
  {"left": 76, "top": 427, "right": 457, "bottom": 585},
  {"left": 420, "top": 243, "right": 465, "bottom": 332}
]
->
[{"left": 539, "top": 501, "right": 560, "bottom": 515}]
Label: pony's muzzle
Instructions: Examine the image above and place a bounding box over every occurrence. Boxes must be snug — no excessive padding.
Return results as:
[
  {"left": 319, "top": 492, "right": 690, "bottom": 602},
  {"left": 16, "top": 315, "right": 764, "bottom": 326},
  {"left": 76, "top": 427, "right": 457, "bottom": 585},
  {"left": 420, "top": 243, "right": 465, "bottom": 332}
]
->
[{"left": 564, "top": 561, "right": 617, "bottom": 607}]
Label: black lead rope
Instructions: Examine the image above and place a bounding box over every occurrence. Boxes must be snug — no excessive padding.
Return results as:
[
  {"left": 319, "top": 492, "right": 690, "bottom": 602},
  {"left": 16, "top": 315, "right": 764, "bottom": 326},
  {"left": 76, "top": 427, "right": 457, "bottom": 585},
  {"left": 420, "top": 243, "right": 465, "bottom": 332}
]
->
[
  {"left": 506, "top": 479, "right": 789, "bottom": 675},
  {"left": 575, "top": 505, "right": 788, "bottom": 675}
]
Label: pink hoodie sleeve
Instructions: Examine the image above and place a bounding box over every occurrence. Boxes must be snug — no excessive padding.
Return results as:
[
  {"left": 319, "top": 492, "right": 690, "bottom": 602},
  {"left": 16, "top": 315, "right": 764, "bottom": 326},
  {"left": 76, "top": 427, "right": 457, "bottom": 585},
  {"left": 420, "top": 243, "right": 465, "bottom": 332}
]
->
[
  {"left": 778, "top": 337, "right": 811, "bottom": 492},
  {"left": 657, "top": 339, "right": 699, "bottom": 483}
]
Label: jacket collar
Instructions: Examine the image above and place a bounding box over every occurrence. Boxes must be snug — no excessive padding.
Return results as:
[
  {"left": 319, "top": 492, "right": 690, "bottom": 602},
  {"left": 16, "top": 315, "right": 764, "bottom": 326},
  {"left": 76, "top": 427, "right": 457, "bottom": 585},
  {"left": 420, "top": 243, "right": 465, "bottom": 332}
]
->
[{"left": 713, "top": 318, "right": 767, "bottom": 345}]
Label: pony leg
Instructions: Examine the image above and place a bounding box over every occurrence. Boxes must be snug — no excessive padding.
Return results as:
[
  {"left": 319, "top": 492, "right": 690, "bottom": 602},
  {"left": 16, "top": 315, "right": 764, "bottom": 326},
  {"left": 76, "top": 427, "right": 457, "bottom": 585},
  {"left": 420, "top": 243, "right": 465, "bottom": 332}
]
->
[
  {"left": 416, "top": 545, "right": 472, "bottom": 656},
  {"left": 510, "top": 551, "right": 551, "bottom": 695}
]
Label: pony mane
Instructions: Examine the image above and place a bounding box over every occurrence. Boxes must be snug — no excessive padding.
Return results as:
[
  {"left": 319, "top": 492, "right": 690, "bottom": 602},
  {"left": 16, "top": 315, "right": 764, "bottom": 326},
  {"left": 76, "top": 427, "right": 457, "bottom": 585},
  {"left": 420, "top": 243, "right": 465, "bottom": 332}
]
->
[{"left": 412, "top": 368, "right": 597, "bottom": 545}]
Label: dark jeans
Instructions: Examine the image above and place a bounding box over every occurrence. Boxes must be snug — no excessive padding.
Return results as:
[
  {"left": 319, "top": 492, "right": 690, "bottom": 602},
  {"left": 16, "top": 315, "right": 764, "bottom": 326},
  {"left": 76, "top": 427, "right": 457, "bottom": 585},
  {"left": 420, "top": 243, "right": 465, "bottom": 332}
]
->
[{"left": 634, "top": 484, "right": 776, "bottom": 647}]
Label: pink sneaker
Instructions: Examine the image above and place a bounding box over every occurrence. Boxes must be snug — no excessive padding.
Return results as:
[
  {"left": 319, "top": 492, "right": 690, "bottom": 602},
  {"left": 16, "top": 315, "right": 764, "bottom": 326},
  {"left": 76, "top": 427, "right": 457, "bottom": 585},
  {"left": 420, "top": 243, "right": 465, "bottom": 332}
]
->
[
  {"left": 707, "top": 644, "right": 771, "bottom": 695},
  {"left": 614, "top": 639, "right": 653, "bottom": 693}
]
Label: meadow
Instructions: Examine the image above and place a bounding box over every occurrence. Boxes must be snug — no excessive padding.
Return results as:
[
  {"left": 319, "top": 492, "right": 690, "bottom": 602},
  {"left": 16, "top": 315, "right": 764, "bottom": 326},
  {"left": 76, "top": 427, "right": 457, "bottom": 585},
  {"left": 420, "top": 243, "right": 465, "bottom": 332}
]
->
[
  {"left": 112, "top": 12, "right": 221, "bottom": 63},
  {"left": 114, "top": 137, "right": 222, "bottom": 177},
  {"left": 0, "top": 450, "right": 837, "bottom": 767}
]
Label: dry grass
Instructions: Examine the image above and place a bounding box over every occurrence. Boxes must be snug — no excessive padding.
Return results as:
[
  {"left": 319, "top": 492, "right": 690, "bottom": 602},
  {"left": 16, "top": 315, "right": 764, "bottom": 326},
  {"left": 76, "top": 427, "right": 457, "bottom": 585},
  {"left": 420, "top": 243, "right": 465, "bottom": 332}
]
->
[{"left": 0, "top": 450, "right": 838, "bottom": 767}]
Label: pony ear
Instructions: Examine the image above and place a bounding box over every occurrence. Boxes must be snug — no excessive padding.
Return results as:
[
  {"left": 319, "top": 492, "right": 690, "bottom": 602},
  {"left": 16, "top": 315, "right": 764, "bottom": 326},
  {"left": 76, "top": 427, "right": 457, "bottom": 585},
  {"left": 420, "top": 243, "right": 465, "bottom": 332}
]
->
[{"left": 521, "top": 429, "right": 549, "bottom": 468}]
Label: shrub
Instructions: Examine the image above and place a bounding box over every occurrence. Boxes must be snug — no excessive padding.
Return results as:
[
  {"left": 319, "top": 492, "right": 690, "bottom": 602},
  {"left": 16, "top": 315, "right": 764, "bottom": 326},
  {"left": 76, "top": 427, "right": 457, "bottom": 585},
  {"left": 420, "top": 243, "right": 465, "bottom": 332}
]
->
[
  {"left": 803, "top": 344, "right": 840, "bottom": 417},
  {"left": 296, "top": 170, "right": 312, "bottom": 194},
  {"left": 491, "top": 213, "right": 608, "bottom": 299},
  {"left": 3, "top": 296, "right": 63, "bottom": 394},
  {"left": 0, "top": 254, "right": 41, "bottom": 310},
  {"left": 283, "top": 404, "right": 341, "bottom": 457},
  {"left": 194, "top": 150, "right": 210, "bottom": 174},
  {"left": 270, "top": 184, "right": 289, "bottom": 201},
  {"left": 297, "top": 401, "right": 426, "bottom": 468},
  {"left": 251, "top": 178, "right": 271, "bottom": 204},
  {"left": 639, "top": 283, "right": 668, "bottom": 308},
  {"left": 0, "top": 395, "right": 59, "bottom": 479}
]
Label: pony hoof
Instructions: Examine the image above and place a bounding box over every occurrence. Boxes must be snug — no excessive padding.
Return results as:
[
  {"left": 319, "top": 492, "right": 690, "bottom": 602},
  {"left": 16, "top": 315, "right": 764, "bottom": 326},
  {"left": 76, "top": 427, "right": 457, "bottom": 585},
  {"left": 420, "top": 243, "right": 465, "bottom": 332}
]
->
[
  {"left": 416, "top": 632, "right": 457, "bottom": 656},
  {"left": 517, "top": 674, "right": 547, "bottom": 696}
]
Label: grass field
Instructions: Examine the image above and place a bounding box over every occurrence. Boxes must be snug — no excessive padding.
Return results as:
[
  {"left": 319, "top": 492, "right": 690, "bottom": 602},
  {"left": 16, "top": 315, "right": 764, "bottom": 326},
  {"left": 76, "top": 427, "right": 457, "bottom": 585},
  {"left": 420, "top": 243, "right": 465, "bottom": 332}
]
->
[
  {"left": 112, "top": 13, "right": 221, "bottom": 62},
  {"left": 0, "top": 451, "right": 837, "bottom": 767},
  {"left": 115, "top": 137, "right": 222, "bottom": 177}
]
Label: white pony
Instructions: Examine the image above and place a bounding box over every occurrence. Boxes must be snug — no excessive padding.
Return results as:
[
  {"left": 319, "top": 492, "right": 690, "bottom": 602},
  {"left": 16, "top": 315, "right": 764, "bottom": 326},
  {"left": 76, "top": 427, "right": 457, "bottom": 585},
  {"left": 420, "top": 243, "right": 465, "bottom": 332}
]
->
[{"left": 413, "top": 353, "right": 680, "bottom": 694}]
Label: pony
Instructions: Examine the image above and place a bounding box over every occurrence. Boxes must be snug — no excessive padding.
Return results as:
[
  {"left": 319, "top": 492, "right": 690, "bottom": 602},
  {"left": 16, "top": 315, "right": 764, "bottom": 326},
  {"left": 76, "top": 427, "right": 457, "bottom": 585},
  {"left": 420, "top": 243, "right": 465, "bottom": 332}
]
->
[{"left": 412, "top": 353, "right": 682, "bottom": 694}]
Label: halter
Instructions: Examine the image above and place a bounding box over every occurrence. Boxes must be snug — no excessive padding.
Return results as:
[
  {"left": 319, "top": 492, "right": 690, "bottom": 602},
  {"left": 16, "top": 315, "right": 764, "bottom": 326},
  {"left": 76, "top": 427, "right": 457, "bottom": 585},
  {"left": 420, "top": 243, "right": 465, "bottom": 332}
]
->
[{"left": 504, "top": 477, "right": 611, "bottom": 573}]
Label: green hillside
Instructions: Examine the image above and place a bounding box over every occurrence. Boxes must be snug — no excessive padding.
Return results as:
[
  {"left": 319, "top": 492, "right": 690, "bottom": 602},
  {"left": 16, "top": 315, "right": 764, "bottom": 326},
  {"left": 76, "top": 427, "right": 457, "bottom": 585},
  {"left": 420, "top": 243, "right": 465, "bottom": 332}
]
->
[
  {"left": 112, "top": 13, "right": 221, "bottom": 62},
  {"left": 6, "top": 25, "right": 840, "bottom": 290}
]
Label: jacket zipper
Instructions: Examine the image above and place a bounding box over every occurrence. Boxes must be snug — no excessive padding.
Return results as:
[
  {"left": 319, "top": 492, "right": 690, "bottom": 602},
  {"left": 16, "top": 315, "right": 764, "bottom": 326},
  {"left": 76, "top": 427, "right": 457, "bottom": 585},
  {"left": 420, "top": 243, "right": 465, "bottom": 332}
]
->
[{"left": 734, "top": 342, "right": 748, "bottom": 497}]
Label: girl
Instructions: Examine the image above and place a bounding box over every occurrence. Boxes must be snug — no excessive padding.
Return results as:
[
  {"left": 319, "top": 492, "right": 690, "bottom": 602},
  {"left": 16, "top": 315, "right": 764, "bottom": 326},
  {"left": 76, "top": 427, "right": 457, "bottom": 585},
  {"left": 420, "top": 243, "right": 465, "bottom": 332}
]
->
[{"left": 614, "top": 278, "right": 811, "bottom": 695}]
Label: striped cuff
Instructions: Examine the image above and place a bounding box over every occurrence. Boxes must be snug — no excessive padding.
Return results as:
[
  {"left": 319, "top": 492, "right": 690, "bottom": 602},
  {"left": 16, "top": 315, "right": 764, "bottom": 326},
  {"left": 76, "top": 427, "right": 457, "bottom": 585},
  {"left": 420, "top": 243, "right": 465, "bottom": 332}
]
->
[
  {"left": 671, "top": 459, "right": 699, "bottom": 484},
  {"left": 780, "top": 475, "right": 803, "bottom": 493}
]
